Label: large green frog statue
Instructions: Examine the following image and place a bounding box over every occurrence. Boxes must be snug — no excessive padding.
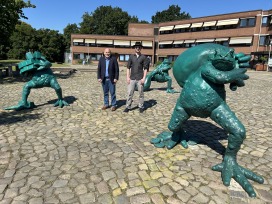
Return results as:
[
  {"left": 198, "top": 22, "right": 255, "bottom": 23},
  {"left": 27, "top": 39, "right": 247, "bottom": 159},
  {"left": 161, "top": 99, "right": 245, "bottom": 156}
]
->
[
  {"left": 143, "top": 59, "right": 177, "bottom": 93},
  {"left": 4, "top": 51, "right": 69, "bottom": 111},
  {"left": 150, "top": 43, "right": 264, "bottom": 197}
]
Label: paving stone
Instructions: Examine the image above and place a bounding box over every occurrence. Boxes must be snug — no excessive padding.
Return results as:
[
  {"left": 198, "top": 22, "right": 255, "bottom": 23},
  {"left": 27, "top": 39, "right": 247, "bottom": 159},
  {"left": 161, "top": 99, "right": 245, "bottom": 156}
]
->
[
  {"left": 126, "top": 186, "right": 145, "bottom": 196},
  {"left": 28, "top": 197, "right": 43, "bottom": 204},
  {"left": 79, "top": 192, "right": 96, "bottom": 204},
  {"left": 130, "top": 194, "right": 151, "bottom": 204},
  {"left": 96, "top": 181, "right": 109, "bottom": 194},
  {"left": 74, "top": 184, "right": 87, "bottom": 195},
  {"left": 150, "top": 194, "right": 165, "bottom": 204},
  {"left": 97, "top": 193, "right": 113, "bottom": 204}
]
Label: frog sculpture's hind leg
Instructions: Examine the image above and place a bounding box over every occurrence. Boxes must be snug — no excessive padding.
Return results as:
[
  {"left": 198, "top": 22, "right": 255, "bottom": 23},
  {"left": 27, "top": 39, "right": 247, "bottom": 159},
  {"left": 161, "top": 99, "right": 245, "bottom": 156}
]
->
[
  {"left": 4, "top": 80, "right": 36, "bottom": 110},
  {"left": 210, "top": 102, "right": 264, "bottom": 197},
  {"left": 50, "top": 78, "right": 69, "bottom": 108},
  {"left": 143, "top": 73, "right": 153, "bottom": 91},
  {"left": 151, "top": 97, "right": 190, "bottom": 149},
  {"left": 165, "top": 75, "right": 178, "bottom": 93}
]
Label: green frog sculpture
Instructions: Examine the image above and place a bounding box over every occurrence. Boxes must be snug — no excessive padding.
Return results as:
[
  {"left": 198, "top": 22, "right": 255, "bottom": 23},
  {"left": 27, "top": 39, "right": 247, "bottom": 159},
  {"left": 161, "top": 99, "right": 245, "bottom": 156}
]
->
[
  {"left": 150, "top": 43, "right": 264, "bottom": 197},
  {"left": 143, "top": 59, "right": 177, "bottom": 93},
  {"left": 4, "top": 51, "right": 69, "bottom": 111}
]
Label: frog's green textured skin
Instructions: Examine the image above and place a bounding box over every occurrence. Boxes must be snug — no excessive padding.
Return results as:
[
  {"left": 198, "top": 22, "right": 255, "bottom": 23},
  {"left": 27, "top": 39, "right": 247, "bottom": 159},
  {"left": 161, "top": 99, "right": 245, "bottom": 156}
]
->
[
  {"left": 150, "top": 43, "right": 264, "bottom": 197},
  {"left": 4, "top": 51, "right": 69, "bottom": 111},
  {"left": 143, "top": 59, "right": 177, "bottom": 93}
]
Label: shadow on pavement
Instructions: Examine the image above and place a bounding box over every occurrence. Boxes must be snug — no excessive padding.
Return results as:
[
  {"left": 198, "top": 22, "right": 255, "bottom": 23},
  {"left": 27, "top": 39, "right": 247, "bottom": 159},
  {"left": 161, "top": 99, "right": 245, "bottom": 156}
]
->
[
  {"left": 144, "top": 99, "right": 157, "bottom": 110},
  {"left": 45, "top": 96, "right": 77, "bottom": 106},
  {"left": 116, "top": 99, "right": 126, "bottom": 109},
  {"left": 0, "top": 76, "right": 29, "bottom": 84},
  {"left": 183, "top": 120, "right": 228, "bottom": 155},
  {"left": 0, "top": 109, "right": 41, "bottom": 125}
]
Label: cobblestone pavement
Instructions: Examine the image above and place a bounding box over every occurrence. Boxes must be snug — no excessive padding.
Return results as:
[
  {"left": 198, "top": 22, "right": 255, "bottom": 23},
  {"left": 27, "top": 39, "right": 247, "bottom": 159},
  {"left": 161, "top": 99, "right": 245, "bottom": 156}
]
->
[{"left": 0, "top": 69, "right": 271, "bottom": 204}]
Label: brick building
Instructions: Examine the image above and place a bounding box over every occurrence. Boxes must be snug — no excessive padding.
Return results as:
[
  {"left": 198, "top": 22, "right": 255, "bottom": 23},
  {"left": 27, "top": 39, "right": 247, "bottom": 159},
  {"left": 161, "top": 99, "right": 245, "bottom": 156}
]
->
[{"left": 71, "top": 9, "right": 272, "bottom": 70}]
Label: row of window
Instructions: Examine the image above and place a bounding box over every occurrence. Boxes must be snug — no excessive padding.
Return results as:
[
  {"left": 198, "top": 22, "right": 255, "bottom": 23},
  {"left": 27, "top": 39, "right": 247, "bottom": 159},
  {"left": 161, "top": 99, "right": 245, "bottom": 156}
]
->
[
  {"left": 74, "top": 36, "right": 272, "bottom": 54},
  {"left": 159, "top": 16, "right": 272, "bottom": 35},
  {"left": 159, "top": 18, "right": 257, "bottom": 34},
  {"left": 73, "top": 53, "right": 132, "bottom": 62},
  {"left": 159, "top": 41, "right": 227, "bottom": 49},
  {"left": 73, "top": 42, "right": 152, "bottom": 49},
  {"left": 159, "top": 35, "right": 272, "bottom": 49},
  {"left": 73, "top": 53, "right": 153, "bottom": 63}
]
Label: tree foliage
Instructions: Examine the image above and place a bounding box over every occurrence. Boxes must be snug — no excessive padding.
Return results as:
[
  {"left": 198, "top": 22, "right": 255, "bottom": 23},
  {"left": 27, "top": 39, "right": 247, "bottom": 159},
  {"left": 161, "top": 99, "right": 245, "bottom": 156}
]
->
[
  {"left": 35, "top": 29, "right": 65, "bottom": 62},
  {"left": 8, "top": 22, "right": 65, "bottom": 62},
  {"left": 7, "top": 21, "right": 37, "bottom": 59},
  {"left": 79, "top": 12, "right": 94, "bottom": 34},
  {"left": 151, "top": 5, "right": 191, "bottom": 23},
  {"left": 63, "top": 23, "right": 79, "bottom": 51},
  {"left": 0, "top": 0, "right": 35, "bottom": 59},
  {"left": 79, "top": 6, "right": 142, "bottom": 35}
]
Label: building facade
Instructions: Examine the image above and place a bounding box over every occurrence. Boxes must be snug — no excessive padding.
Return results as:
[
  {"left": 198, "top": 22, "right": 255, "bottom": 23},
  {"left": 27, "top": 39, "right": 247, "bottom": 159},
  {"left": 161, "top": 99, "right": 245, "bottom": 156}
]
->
[{"left": 71, "top": 9, "right": 272, "bottom": 69}]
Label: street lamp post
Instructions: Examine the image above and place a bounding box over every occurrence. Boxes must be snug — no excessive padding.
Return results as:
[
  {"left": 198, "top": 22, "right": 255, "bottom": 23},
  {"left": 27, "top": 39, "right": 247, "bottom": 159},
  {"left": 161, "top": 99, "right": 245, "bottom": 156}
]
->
[
  {"left": 268, "top": 44, "right": 271, "bottom": 71},
  {"left": 87, "top": 44, "right": 90, "bottom": 64}
]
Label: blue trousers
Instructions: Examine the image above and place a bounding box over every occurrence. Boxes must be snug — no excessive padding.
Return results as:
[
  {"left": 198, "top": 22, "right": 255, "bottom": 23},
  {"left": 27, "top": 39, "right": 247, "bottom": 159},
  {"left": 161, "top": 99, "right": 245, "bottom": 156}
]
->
[{"left": 102, "top": 78, "right": 116, "bottom": 107}]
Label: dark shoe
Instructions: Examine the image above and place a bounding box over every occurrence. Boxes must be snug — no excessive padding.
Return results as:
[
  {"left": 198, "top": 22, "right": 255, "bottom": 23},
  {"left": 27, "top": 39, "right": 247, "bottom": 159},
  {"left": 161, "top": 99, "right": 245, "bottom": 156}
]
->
[
  {"left": 139, "top": 108, "right": 144, "bottom": 113},
  {"left": 102, "top": 106, "right": 109, "bottom": 110},
  {"left": 111, "top": 106, "right": 117, "bottom": 111},
  {"left": 123, "top": 108, "right": 130, "bottom": 113}
]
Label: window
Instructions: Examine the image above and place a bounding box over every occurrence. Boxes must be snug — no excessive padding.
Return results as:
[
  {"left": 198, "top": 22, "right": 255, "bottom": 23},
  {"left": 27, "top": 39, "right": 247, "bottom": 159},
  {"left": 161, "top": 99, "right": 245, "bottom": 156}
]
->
[
  {"left": 88, "top": 54, "right": 102, "bottom": 61},
  {"left": 217, "top": 24, "right": 237, "bottom": 30},
  {"left": 154, "top": 28, "right": 159, "bottom": 35},
  {"left": 239, "top": 18, "right": 256, "bottom": 27},
  {"left": 184, "top": 43, "right": 196, "bottom": 48},
  {"left": 259, "top": 36, "right": 269, "bottom": 46},
  {"left": 173, "top": 28, "right": 190, "bottom": 33},
  {"left": 73, "top": 54, "right": 80, "bottom": 59},
  {"left": 159, "top": 44, "right": 173, "bottom": 48},
  {"left": 73, "top": 42, "right": 85, "bottom": 46},
  {"left": 262, "top": 16, "right": 269, "bottom": 26},
  {"left": 159, "top": 30, "right": 174, "bottom": 35},
  {"left": 86, "top": 43, "right": 95, "bottom": 47},
  {"left": 96, "top": 54, "right": 102, "bottom": 60},
  {"left": 202, "top": 26, "right": 216, "bottom": 31},
  {"left": 214, "top": 38, "right": 229, "bottom": 46},
  {"left": 216, "top": 41, "right": 229, "bottom": 46},
  {"left": 159, "top": 26, "right": 174, "bottom": 35},
  {"left": 159, "top": 41, "right": 173, "bottom": 49},
  {"left": 119, "top": 54, "right": 130, "bottom": 62}
]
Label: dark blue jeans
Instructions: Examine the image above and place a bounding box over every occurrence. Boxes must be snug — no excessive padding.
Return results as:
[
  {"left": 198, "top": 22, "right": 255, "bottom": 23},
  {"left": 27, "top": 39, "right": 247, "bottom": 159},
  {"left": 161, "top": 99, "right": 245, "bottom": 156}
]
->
[{"left": 102, "top": 78, "right": 116, "bottom": 107}]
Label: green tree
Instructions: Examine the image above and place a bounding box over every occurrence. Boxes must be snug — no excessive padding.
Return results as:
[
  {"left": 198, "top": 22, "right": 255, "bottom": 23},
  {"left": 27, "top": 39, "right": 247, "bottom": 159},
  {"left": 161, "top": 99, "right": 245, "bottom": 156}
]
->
[
  {"left": 7, "top": 21, "right": 37, "bottom": 59},
  {"left": 79, "top": 6, "right": 141, "bottom": 35},
  {"left": 63, "top": 23, "right": 79, "bottom": 51},
  {"left": 151, "top": 5, "right": 191, "bottom": 23},
  {"left": 35, "top": 29, "right": 65, "bottom": 62},
  {"left": 0, "top": 0, "right": 35, "bottom": 59},
  {"left": 79, "top": 12, "right": 94, "bottom": 34}
]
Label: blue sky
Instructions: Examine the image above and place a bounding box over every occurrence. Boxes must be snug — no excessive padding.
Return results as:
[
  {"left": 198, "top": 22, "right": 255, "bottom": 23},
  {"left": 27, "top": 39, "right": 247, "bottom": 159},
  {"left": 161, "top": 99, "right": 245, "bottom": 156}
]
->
[{"left": 22, "top": 0, "right": 272, "bottom": 33}]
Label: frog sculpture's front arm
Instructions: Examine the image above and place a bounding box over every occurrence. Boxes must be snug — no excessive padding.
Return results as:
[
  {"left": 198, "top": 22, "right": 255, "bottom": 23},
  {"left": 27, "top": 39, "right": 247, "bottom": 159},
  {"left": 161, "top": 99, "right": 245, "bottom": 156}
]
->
[
  {"left": 143, "top": 59, "right": 178, "bottom": 93},
  {"left": 4, "top": 51, "right": 69, "bottom": 111},
  {"left": 151, "top": 43, "right": 264, "bottom": 197}
]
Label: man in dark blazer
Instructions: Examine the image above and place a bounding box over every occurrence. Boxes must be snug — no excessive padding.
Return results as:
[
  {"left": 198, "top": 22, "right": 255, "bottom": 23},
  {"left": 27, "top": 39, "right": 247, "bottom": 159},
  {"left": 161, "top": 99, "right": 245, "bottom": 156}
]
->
[{"left": 97, "top": 48, "right": 119, "bottom": 111}]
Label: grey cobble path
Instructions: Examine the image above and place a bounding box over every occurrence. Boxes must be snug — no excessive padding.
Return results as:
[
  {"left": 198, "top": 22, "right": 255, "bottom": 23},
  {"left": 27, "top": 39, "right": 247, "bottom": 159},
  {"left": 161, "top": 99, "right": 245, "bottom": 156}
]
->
[{"left": 0, "top": 68, "right": 271, "bottom": 204}]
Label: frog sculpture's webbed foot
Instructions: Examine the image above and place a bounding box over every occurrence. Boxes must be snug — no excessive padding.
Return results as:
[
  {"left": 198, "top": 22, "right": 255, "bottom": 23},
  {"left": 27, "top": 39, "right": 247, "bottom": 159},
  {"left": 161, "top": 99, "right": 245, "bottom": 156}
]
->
[
  {"left": 166, "top": 88, "right": 179, "bottom": 94},
  {"left": 150, "top": 131, "right": 189, "bottom": 149},
  {"left": 4, "top": 100, "right": 36, "bottom": 111},
  {"left": 212, "top": 155, "right": 264, "bottom": 197},
  {"left": 54, "top": 99, "right": 69, "bottom": 108}
]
